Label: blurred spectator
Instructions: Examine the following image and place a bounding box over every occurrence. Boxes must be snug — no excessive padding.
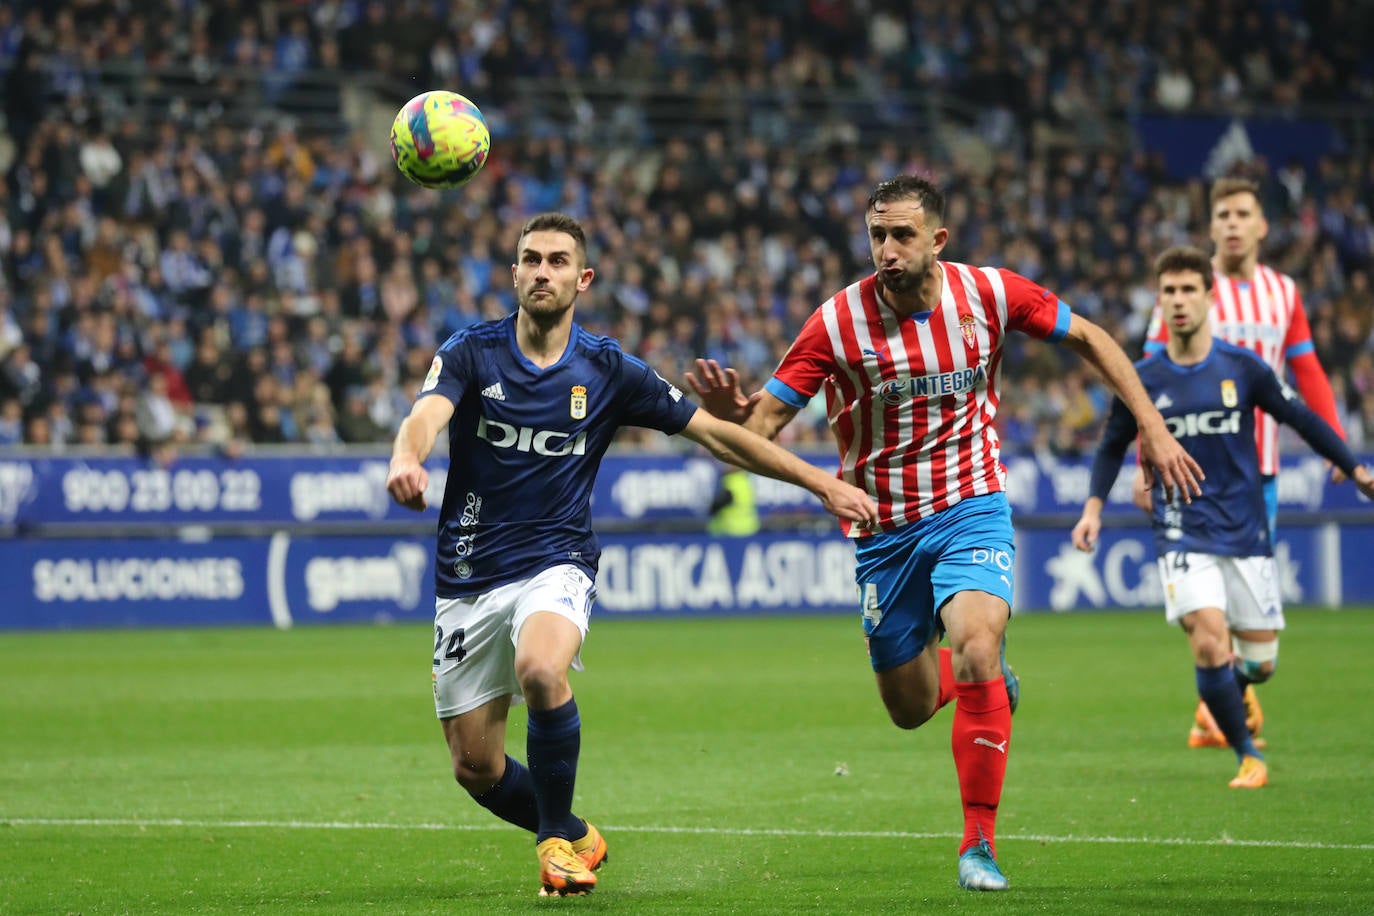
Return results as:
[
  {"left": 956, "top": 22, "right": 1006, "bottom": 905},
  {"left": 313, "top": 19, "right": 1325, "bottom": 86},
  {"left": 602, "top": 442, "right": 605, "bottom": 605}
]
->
[{"left": 0, "top": 0, "right": 1369, "bottom": 457}]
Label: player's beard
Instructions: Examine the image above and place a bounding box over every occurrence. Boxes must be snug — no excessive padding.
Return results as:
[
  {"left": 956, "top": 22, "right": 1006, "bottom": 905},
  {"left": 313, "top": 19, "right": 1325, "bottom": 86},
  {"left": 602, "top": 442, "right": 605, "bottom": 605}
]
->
[
  {"left": 879, "top": 268, "right": 920, "bottom": 293},
  {"left": 875, "top": 252, "right": 932, "bottom": 294},
  {"left": 517, "top": 284, "right": 576, "bottom": 323}
]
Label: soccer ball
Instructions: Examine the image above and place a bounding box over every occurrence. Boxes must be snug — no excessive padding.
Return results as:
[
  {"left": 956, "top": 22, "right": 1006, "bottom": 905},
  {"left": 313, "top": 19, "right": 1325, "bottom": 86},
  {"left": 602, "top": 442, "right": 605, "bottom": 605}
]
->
[{"left": 389, "top": 91, "right": 490, "bottom": 190}]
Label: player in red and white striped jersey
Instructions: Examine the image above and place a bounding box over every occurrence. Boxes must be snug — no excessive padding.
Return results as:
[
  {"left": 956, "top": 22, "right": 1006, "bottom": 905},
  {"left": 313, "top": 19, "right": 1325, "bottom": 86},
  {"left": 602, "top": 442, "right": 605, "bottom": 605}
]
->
[
  {"left": 1140, "top": 176, "right": 1345, "bottom": 751},
  {"left": 688, "top": 175, "right": 1202, "bottom": 892}
]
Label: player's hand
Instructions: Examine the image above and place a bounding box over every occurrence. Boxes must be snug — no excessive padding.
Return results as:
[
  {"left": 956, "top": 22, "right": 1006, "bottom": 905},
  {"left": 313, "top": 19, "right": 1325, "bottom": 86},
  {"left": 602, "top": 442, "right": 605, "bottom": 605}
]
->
[
  {"left": 1130, "top": 467, "right": 1153, "bottom": 513},
  {"left": 817, "top": 479, "right": 880, "bottom": 529},
  {"left": 1351, "top": 465, "right": 1374, "bottom": 501},
  {"left": 685, "top": 358, "right": 763, "bottom": 424},
  {"left": 1330, "top": 462, "right": 1348, "bottom": 484},
  {"left": 1071, "top": 514, "right": 1101, "bottom": 552},
  {"left": 1136, "top": 424, "right": 1204, "bottom": 503},
  {"left": 387, "top": 457, "right": 429, "bottom": 511}
]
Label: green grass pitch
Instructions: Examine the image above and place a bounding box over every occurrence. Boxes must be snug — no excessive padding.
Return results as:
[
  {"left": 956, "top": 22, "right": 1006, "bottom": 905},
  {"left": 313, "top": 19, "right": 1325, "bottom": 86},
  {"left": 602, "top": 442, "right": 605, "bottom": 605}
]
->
[{"left": 3, "top": 608, "right": 1372, "bottom": 914}]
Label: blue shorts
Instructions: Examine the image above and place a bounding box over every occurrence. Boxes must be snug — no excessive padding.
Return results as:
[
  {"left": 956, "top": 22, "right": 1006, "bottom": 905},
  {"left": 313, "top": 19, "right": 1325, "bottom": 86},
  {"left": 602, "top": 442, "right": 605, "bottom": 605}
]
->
[{"left": 855, "top": 492, "right": 1014, "bottom": 673}]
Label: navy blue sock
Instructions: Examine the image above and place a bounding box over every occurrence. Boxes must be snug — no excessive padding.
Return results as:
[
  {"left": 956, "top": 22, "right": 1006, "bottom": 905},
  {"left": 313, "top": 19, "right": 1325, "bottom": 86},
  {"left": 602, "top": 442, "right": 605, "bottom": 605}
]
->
[
  {"left": 472, "top": 754, "right": 539, "bottom": 833},
  {"left": 1196, "top": 664, "right": 1259, "bottom": 761},
  {"left": 1233, "top": 665, "right": 1254, "bottom": 692},
  {"left": 527, "top": 698, "right": 584, "bottom": 843}
]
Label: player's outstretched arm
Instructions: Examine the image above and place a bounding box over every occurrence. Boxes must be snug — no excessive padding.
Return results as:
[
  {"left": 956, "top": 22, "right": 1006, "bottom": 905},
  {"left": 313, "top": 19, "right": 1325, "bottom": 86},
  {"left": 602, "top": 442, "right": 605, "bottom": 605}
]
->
[
  {"left": 678, "top": 410, "right": 877, "bottom": 526},
  {"left": 1253, "top": 367, "right": 1374, "bottom": 498},
  {"left": 387, "top": 395, "right": 454, "bottom": 512},
  {"left": 1061, "top": 313, "right": 1204, "bottom": 501}
]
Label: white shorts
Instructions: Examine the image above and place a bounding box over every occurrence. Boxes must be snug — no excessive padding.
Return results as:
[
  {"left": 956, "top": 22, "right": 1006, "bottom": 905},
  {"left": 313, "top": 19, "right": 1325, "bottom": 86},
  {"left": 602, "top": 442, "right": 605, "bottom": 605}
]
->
[
  {"left": 1156, "top": 552, "right": 1285, "bottom": 631},
  {"left": 431, "top": 564, "right": 596, "bottom": 719}
]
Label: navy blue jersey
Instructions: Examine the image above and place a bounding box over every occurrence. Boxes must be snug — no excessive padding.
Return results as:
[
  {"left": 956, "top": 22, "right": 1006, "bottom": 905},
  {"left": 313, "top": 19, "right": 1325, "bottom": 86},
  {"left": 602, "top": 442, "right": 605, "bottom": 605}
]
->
[
  {"left": 1089, "top": 339, "right": 1356, "bottom": 558},
  {"left": 419, "top": 315, "right": 698, "bottom": 597}
]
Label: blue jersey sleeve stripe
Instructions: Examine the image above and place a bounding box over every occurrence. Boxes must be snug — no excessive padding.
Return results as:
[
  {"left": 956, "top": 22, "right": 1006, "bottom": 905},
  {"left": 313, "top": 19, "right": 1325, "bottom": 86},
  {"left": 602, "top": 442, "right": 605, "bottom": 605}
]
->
[
  {"left": 1047, "top": 300, "right": 1072, "bottom": 342},
  {"left": 1285, "top": 340, "right": 1315, "bottom": 359},
  {"left": 1143, "top": 340, "right": 1165, "bottom": 354},
  {"left": 764, "top": 377, "right": 810, "bottom": 409}
]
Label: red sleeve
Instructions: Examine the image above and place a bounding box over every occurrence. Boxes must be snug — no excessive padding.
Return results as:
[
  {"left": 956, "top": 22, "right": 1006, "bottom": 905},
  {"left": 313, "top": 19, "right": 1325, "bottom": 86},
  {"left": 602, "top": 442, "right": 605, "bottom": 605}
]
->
[
  {"left": 770, "top": 307, "right": 840, "bottom": 402},
  {"left": 1289, "top": 351, "right": 1344, "bottom": 436},
  {"left": 1282, "top": 286, "right": 1314, "bottom": 350},
  {"left": 1284, "top": 291, "right": 1344, "bottom": 436},
  {"left": 1144, "top": 304, "right": 1168, "bottom": 352},
  {"left": 997, "top": 269, "right": 1071, "bottom": 341}
]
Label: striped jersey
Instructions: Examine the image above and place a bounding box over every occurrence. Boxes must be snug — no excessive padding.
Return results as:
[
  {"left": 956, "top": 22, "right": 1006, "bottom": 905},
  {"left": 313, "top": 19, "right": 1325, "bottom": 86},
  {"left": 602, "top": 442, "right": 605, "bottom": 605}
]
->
[
  {"left": 1144, "top": 263, "right": 1316, "bottom": 475},
  {"left": 764, "top": 264, "right": 1071, "bottom": 535}
]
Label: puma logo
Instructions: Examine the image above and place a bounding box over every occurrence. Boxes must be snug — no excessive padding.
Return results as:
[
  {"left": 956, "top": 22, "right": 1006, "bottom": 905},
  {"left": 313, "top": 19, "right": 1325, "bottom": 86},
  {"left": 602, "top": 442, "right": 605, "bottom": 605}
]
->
[
  {"left": 862, "top": 345, "right": 891, "bottom": 364},
  {"left": 973, "top": 736, "right": 1008, "bottom": 754}
]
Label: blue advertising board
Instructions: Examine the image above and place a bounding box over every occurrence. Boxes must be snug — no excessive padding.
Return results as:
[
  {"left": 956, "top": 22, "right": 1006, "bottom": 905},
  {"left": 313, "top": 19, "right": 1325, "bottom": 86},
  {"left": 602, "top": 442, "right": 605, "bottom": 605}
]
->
[
  {"left": 4, "top": 534, "right": 436, "bottom": 630},
  {"left": 1012, "top": 526, "right": 1325, "bottom": 613},
  {"left": 3, "top": 524, "right": 1371, "bottom": 631},
  {"left": 0, "top": 531, "right": 858, "bottom": 630},
  {"left": 1, "top": 451, "right": 1369, "bottom": 529}
]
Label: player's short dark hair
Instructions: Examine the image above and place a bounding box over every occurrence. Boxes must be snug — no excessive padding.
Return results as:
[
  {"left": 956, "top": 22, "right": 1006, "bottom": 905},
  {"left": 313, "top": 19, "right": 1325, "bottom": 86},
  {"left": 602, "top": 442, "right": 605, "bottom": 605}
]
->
[
  {"left": 518, "top": 212, "right": 588, "bottom": 264},
  {"left": 1153, "top": 246, "right": 1214, "bottom": 289},
  {"left": 867, "top": 175, "right": 945, "bottom": 224},
  {"left": 1209, "top": 176, "right": 1262, "bottom": 211}
]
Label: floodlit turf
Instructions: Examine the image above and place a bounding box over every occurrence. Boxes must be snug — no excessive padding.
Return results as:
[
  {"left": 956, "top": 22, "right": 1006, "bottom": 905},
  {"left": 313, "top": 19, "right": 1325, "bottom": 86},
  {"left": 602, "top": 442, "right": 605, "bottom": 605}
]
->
[{"left": 3, "top": 608, "right": 1373, "bottom": 914}]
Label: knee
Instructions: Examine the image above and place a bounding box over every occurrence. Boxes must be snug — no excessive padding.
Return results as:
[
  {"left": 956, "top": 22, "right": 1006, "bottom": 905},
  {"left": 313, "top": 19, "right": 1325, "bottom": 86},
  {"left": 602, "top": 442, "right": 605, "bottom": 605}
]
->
[
  {"left": 886, "top": 700, "right": 937, "bottom": 730},
  {"left": 1192, "top": 632, "right": 1232, "bottom": 667},
  {"left": 452, "top": 751, "right": 502, "bottom": 794},
  {"left": 952, "top": 633, "right": 1001, "bottom": 682},
  {"left": 513, "top": 655, "right": 567, "bottom": 707},
  {"left": 1234, "top": 638, "right": 1279, "bottom": 683}
]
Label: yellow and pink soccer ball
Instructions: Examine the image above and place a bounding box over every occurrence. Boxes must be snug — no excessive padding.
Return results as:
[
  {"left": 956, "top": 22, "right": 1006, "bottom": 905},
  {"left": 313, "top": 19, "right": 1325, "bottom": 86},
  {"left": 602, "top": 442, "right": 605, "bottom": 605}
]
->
[{"left": 390, "top": 90, "right": 490, "bottom": 189}]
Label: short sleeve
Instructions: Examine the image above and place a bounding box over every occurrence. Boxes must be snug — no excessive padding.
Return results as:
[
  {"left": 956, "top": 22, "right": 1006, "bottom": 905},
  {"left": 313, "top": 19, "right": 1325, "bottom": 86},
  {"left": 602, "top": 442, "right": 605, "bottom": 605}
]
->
[
  {"left": 417, "top": 342, "right": 469, "bottom": 406},
  {"left": 999, "top": 269, "right": 1072, "bottom": 342},
  {"left": 766, "top": 308, "right": 839, "bottom": 408},
  {"left": 1282, "top": 286, "right": 1316, "bottom": 360},
  {"left": 617, "top": 353, "right": 698, "bottom": 434}
]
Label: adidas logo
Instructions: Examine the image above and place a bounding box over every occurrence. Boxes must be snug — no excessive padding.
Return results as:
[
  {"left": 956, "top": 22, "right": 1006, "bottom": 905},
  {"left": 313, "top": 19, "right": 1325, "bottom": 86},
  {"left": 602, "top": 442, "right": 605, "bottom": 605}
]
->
[
  {"left": 481, "top": 382, "right": 506, "bottom": 401},
  {"left": 1154, "top": 393, "right": 1173, "bottom": 409}
]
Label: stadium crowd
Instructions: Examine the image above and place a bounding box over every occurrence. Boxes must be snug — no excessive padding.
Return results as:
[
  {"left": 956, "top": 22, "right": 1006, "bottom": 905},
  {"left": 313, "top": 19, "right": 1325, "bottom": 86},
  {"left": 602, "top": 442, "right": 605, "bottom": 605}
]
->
[{"left": 1, "top": 0, "right": 1372, "bottom": 456}]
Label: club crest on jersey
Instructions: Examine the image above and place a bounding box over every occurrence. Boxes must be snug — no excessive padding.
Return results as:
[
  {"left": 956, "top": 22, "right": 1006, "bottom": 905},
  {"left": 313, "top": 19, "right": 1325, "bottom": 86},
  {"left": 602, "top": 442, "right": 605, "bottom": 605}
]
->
[
  {"left": 570, "top": 385, "right": 588, "bottom": 419},
  {"left": 1221, "top": 379, "right": 1238, "bottom": 408},
  {"left": 959, "top": 314, "right": 978, "bottom": 348}
]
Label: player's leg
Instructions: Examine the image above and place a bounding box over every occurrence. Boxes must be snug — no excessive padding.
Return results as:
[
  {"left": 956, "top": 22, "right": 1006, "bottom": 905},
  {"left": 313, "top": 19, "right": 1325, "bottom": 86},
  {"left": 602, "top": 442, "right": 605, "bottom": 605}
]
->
[
  {"left": 511, "top": 565, "right": 601, "bottom": 896},
  {"left": 432, "top": 590, "right": 537, "bottom": 827},
  {"left": 440, "top": 699, "right": 540, "bottom": 829},
  {"left": 1162, "top": 552, "right": 1266, "bottom": 787},
  {"left": 942, "top": 589, "right": 1013, "bottom": 890},
  {"left": 1179, "top": 606, "right": 1260, "bottom": 756},
  {"left": 1226, "top": 477, "right": 1281, "bottom": 740},
  {"left": 1222, "top": 554, "right": 1284, "bottom": 775},
  {"left": 872, "top": 637, "right": 946, "bottom": 728},
  {"left": 931, "top": 494, "right": 1016, "bottom": 891},
  {"left": 858, "top": 518, "right": 948, "bottom": 728}
]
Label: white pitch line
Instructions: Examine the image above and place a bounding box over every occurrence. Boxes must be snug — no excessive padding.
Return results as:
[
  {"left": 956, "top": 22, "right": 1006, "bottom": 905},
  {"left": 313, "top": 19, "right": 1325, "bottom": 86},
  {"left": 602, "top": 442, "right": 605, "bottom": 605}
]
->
[{"left": 3, "top": 818, "right": 1372, "bottom": 851}]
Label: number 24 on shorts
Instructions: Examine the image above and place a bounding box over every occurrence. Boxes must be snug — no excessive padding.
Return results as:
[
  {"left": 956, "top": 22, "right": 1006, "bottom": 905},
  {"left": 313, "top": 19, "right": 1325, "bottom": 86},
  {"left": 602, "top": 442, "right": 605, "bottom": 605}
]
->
[{"left": 433, "top": 625, "right": 467, "bottom": 665}]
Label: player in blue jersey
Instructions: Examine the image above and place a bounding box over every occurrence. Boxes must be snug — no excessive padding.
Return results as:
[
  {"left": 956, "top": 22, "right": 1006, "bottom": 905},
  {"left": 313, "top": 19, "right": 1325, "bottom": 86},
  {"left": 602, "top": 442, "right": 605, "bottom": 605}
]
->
[
  {"left": 1071, "top": 246, "right": 1374, "bottom": 789},
  {"left": 384, "top": 212, "right": 878, "bottom": 897}
]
